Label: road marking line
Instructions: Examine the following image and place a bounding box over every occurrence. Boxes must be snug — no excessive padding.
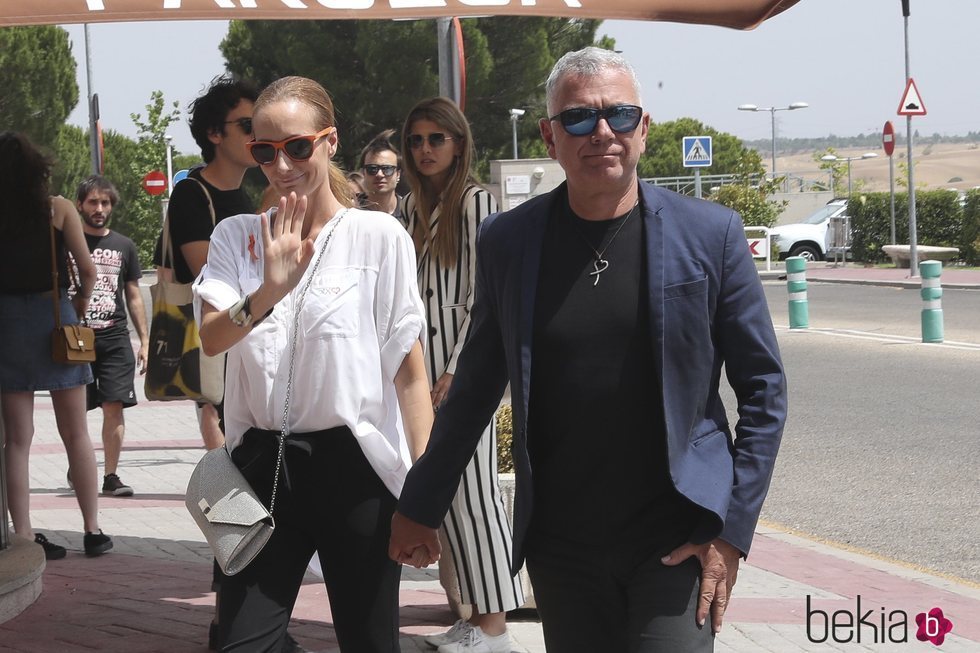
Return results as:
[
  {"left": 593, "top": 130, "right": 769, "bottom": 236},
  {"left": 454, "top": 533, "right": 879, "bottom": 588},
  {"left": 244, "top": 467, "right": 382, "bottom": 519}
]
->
[{"left": 774, "top": 325, "right": 980, "bottom": 350}]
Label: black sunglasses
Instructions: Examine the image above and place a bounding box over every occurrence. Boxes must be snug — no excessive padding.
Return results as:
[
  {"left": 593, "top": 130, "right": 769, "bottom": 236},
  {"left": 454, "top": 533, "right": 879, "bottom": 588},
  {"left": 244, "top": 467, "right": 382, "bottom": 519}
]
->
[
  {"left": 224, "top": 117, "right": 253, "bottom": 135},
  {"left": 363, "top": 164, "right": 398, "bottom": 177},
  {"left": 407, "top": 133, "right": 455, "bottom": 149},
  {"left": 548, "top": 105, "right": 643, "bottom": 137}
]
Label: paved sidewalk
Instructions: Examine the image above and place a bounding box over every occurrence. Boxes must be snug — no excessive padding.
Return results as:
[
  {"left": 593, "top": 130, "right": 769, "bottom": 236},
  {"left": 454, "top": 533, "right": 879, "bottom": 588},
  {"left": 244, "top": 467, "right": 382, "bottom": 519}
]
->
[{"left": 3, "top": 381, "right": 979, "bottom": 651}]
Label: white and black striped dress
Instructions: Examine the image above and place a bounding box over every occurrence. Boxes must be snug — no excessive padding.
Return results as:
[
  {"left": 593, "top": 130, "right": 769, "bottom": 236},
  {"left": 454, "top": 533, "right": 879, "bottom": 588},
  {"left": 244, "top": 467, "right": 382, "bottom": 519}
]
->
[{"left": 406, "top": 185, "right": 525, "bottom": 614}]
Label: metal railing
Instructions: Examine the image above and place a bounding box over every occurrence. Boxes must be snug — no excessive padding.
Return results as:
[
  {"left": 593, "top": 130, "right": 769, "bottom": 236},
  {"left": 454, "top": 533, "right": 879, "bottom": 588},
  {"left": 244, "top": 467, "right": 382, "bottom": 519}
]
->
[
  {"left": 642, "top": 173, "right": 754, "bottom": 196},
  {"left": 642, "top": 171, "right": 829, "bottom": 196},
  {"left": 826, "top": 215, "right": 851, "bottom": 266}
]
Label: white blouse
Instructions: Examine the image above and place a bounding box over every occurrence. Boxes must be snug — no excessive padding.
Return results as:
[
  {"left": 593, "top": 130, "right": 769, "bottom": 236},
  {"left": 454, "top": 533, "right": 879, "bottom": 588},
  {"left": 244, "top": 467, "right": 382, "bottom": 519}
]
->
[{"left": 193, "top": 208, "right": 426, "bottom": 496}]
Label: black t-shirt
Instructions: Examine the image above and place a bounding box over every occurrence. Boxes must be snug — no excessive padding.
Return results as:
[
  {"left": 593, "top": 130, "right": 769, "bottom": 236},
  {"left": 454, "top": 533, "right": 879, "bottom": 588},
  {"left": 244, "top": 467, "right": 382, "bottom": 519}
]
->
[
  {"left": 0, "top": 221, "right": 69, "bottom": 294},
  {"left": 154, "top": 168, "right": 253, "bottom": 284},
  {"left": 527, "top": 194, "right": 696, "bottom": 556},
  {"left": 84, "top": 231, "right": 141, "bottom": 337}
]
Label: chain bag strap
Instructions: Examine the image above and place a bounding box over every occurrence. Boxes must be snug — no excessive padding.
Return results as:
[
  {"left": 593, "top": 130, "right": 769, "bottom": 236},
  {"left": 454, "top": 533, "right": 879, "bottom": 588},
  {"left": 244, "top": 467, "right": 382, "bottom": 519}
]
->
[{"left": 267, "top": 208, "right": 349, "bottom": 515}]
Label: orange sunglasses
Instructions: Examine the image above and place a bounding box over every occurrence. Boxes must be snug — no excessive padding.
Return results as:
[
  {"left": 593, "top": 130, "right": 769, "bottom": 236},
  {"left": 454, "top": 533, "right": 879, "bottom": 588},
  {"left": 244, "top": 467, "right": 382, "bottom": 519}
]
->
[{"left": 247, "top": 126, "right": 335, "bottom": 165}]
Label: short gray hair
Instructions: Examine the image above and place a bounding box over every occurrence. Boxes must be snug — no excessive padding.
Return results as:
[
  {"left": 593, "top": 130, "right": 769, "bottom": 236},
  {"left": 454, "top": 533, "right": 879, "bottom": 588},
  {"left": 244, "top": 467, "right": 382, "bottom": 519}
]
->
[{"left": 545, "top": 47, "right": 642, "bottom": 114}]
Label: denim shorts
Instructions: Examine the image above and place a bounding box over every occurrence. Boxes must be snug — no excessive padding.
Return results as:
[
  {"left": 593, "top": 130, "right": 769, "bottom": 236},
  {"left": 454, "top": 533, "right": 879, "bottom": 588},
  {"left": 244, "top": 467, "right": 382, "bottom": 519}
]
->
[{"left": 0, "top": 291, "right": 94, "bottom": 392}]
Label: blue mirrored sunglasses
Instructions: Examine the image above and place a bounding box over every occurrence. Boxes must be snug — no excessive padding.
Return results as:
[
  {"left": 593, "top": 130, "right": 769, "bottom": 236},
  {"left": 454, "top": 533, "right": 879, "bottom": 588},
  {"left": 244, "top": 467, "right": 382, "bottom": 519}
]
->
[{"left": 548, "top": 105, "right": 643, "bottom": 136}]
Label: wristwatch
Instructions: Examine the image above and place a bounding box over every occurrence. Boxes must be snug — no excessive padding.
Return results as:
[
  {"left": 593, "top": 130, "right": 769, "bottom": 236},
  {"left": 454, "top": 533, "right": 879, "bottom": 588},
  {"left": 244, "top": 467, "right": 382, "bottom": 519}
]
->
[
  {"left": 229, "top": 294, "right": 274, "bottom": 328},
  {"left": 228, "top": 294, "right": 254, "bottom": 328}
]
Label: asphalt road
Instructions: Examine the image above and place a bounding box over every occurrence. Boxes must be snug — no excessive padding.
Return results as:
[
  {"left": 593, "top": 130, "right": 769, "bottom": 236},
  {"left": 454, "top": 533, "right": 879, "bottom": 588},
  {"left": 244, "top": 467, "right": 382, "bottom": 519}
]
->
[{"left": 731, "top": 281, "right": 980, "bottom": 583}]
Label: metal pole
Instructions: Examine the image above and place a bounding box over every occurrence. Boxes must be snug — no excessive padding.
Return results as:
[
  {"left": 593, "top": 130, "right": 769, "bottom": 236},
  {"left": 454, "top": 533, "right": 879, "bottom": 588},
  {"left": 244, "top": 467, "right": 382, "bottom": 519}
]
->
[
  {"left": 165, "top": 136, "right": 174, "bottom": 197},
  {"left": 770, "top": 108, "right": 777, "bottom": 179},
  {"left": 694, "top": 169, "right": 702, "bottom": 199},
  {"left": 511, "top": 117, "right": 518, "bottom": 160},
  {"left": 84, "top": 24, "right": 98, "bottom": 175},
  {"left": 846, "top": 159, "right": 853, "bottom": 198},
  {"left": 889, "top": 155, "right": 896, "bottom": 245},
  {"left": 437, "top": 17, "right": 452, "bottom": 100},
  {"left": 436, "top": 18, "right": 461, "bottom": 105},
  {"left": 903, "top": 2, "right": 919, "bottom": 277}
]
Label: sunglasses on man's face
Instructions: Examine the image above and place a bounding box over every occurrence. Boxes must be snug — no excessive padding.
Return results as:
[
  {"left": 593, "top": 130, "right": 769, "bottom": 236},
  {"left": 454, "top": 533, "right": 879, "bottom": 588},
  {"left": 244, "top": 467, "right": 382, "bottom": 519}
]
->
[
  {"left": 247, "top": 127, "right": 335, "bottom": 166},
  {"left": 363, "top": 164, "right": 398, "bottom": 177},
  {"left": 224, "top": 117, "right": 253, "bottom": 135},
  {"left": 548, "top": 105, "right": 643, "bottom": 137},
  {"left": 407, "top": 133, "right": 455, "bottom": 150}
]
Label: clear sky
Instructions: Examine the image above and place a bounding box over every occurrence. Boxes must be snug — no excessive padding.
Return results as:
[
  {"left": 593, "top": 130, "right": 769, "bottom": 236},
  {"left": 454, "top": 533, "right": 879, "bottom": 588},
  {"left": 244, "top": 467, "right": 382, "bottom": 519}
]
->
[{"left": 64, "top": 0, "right": 980, "bottom": 157}]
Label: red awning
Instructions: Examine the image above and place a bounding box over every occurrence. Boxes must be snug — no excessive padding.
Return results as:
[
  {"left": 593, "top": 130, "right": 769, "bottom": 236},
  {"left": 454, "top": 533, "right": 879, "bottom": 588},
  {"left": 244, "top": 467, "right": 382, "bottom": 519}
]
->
[{"left": 0, "top": 0, "right": 798, "bottom": 29}]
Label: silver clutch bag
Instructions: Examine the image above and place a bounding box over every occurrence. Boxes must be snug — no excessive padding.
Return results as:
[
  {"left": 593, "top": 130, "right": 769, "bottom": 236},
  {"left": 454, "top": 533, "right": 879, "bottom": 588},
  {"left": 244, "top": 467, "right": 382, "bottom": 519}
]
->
[
  {"left": 184, "top": 211, "right": 349, "bottom": 577},
  {"left": 185, "top": 446, "right": 275, "bottom": 576}
]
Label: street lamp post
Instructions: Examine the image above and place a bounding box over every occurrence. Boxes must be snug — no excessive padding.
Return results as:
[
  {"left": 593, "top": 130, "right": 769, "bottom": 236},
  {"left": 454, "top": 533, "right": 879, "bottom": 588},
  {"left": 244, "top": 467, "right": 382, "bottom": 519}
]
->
[
  {"left": 820, "top": 153, "right": 878, "bottom": 197},
  {"left": 509, "top": 108, "right": 525, "bottom": 160},
  {"left": 737, "top": 102, "right": 809, "bottom": 179}
]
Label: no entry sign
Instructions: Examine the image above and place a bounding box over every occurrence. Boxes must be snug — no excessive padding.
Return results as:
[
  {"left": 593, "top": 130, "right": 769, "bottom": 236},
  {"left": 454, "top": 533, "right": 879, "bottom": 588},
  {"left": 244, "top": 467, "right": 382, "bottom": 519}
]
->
[
  {"left": 882, "top": 121, "right": 895, "bottom": 157},
  {"left": 142, "top": 170, "right": 167, "bottom": 196}
]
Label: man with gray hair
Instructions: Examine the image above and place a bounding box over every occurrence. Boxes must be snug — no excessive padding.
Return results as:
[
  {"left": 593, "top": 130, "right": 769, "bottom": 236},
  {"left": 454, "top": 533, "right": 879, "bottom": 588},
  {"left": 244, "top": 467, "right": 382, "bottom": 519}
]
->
[{"left": 391, "top": 47, "right": 786, "bottom": 652}]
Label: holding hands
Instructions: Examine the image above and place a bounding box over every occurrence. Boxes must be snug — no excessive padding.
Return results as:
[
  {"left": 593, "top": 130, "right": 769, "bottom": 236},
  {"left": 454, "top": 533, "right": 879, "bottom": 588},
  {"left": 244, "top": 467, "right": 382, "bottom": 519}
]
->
[{"left": 389, "top": 511, "right": 441, "bottom": 568}]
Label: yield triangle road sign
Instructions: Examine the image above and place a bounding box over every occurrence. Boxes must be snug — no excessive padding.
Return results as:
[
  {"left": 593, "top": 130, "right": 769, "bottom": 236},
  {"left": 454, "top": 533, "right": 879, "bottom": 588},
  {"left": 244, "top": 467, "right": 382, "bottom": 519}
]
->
[{"left": 897, "top": 78, "right": 927, "bottom": 116}]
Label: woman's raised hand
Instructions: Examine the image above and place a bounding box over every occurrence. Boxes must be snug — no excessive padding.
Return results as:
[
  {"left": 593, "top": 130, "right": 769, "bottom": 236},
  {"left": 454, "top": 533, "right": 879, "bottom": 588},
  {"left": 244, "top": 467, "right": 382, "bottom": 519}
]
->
[{"left": 261, "top": 192, "right": 314, "bottom": 303}]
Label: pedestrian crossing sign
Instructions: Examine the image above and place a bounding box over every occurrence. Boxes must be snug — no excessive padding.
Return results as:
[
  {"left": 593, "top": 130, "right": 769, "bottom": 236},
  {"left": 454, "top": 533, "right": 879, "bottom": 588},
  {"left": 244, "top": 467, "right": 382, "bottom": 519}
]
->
[{"left": 683, "top": 136, "right": 712, "bottom": 168}]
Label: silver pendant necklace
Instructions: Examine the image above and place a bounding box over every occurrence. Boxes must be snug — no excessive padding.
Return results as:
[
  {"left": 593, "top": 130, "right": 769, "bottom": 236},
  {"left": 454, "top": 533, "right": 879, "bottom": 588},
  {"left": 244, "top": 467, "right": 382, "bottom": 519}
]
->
[{"left": 568, "top": 201, "right": 639, "bottom": 287}]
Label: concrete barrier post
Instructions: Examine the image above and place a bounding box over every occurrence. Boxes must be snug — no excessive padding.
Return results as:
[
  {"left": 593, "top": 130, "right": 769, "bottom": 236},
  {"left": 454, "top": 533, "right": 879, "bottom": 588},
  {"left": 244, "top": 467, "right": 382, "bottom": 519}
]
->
[
  {"left": 786, "top": 256, "right": 809, "bottom": 329},
  {"left": 920, "top": 260, "right": 944, "bottom": 343}
]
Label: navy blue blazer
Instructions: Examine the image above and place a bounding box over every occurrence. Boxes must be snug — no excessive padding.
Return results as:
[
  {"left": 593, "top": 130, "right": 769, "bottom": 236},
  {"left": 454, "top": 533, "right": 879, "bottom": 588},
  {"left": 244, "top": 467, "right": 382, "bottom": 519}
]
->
[{"left": 399, "top": 181, "right": 787, "bottom": 573}]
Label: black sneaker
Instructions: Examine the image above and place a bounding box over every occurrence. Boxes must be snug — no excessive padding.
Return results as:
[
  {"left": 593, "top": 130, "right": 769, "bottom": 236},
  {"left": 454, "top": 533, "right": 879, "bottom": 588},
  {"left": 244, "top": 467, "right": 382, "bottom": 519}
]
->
[
  {"left": 34, "top": 532, "right": 67, "bottom": 560},
  {"left": 102, "top": 473, "right": 134, "bottom": 497},
  {"left": 83, "top": 530, "right": 113, "bottom": 556}
]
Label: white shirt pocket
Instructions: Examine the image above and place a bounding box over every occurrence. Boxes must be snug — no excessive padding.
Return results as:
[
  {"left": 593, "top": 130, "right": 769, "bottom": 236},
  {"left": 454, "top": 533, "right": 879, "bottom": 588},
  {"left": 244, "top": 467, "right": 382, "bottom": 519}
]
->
[{"left": 303, "top": 269, "right": 360, "bottom": 339}]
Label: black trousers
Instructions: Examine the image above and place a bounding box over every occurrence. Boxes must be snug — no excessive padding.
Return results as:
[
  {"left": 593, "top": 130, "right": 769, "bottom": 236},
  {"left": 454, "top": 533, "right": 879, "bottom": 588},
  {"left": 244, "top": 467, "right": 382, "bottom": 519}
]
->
[
  {"left": 525, "top": 532, "right": 714, "bottom": 653},
  {"left": 219, "top": 427, "right": 401, "bottom": 653}
]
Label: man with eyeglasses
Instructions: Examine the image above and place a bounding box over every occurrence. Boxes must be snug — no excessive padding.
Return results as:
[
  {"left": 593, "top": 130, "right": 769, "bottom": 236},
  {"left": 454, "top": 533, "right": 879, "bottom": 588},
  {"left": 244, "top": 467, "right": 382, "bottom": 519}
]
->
[
  {"left": 358, "top": 129, "right": 405, "bottom": 227},
  {"left": 392, "top": 47, "right": 786, "bottom": 653}
]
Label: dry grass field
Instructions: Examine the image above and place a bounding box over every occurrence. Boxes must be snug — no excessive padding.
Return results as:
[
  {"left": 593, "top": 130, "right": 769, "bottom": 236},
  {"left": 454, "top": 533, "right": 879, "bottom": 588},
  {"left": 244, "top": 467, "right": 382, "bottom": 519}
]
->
[{"left": 774, "top": 142, "right": 980, "bottom": 193}]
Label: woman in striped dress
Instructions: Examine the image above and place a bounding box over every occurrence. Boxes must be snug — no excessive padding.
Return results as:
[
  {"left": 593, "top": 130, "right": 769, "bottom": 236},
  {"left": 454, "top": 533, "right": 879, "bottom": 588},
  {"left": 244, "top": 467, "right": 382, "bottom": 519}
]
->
[{"left": 401, "top": 97, "right": 524, "bottom": 653}]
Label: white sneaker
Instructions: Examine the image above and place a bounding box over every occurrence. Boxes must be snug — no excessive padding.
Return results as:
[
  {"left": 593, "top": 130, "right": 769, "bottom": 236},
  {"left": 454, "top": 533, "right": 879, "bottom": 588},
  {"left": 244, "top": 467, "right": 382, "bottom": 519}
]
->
[
  {"left": 424, "top": 619, "right": 473, "bottom": 648},
  {"left": 437, "top": 626, "right": 511, "bottom": 653}
]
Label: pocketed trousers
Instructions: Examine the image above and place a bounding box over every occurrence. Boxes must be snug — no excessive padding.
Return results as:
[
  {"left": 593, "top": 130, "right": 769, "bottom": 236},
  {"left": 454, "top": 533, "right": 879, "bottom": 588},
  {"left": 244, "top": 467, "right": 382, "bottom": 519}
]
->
[{"left": 219, "top": 426, "right": 401, "bottom": 653}]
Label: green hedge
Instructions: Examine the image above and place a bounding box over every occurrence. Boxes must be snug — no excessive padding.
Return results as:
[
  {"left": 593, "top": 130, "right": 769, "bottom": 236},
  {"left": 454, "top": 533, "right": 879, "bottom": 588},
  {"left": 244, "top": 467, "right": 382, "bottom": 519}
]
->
[
  {"left": 848, "top": 190, "right": 965, "bottom": 263},
  {"left": 496, "top": 404, "right": 514, "bottom": 474},
  {"left": 962, "top": 189, "right": 980, "bottom": 265}
]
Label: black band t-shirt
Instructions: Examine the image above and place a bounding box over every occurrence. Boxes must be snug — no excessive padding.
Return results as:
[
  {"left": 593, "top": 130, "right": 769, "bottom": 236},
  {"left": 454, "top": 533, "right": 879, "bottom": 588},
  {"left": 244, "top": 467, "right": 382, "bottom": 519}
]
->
[{"left": 84, "top": 231, "right": 141, "bottom": 338}]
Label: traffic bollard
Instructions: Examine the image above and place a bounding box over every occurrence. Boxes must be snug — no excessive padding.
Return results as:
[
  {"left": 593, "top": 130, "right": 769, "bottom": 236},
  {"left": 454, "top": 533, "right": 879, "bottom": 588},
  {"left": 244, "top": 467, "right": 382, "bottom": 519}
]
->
[
  {"left": 786, "top": 256, "right": 809, "bottom": 329},
  {"left": 920, "top": 259, "right": 944, "bottom": 343}
]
